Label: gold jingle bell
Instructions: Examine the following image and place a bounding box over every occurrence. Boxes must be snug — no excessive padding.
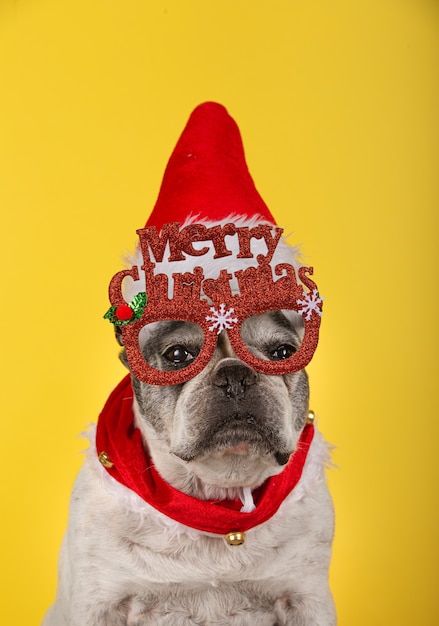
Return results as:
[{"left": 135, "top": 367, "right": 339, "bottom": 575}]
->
[
  {"left": 225, "top": 531, "right": 246, "bottom": 546},
  {"left": 306, "top": 410, "right": 315, "bottom": 425},
  {"left": 98, "top": 451, "right": 114, "bottom": 468}
]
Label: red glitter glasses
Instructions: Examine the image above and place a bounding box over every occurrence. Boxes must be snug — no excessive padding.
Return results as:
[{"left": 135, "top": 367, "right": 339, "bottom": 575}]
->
[{"left": 105, "top": 222, "right": 323, "bottom": 386}]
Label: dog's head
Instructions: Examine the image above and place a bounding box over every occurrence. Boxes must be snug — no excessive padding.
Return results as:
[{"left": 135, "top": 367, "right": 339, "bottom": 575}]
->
[{"left": 118, "top": 309, "right": 309, "bottom": 491}]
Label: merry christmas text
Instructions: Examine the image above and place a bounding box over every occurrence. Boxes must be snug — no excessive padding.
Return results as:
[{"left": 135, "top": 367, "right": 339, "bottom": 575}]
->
[{"left": 136, "top": 222, "right": 284, "bottom": 265}]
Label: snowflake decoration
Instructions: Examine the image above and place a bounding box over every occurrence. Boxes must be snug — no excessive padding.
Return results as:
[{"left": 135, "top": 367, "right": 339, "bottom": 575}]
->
[
  {"left": 206, "top": 303, "right": 238, "bottom": 334},
  {"left": 296, "top": 289, "right": 324, "bottom": 321}
]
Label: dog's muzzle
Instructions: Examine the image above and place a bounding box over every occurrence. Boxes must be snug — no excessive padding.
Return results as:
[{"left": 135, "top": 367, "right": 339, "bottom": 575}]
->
[{"left": 172, "top": 360, "right": 293, "bottom": 465}]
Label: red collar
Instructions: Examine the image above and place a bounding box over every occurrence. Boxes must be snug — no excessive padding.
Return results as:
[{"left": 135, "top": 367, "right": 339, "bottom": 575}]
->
[{"left": 96, "top": 375, "right": 314, "bottom": 536}]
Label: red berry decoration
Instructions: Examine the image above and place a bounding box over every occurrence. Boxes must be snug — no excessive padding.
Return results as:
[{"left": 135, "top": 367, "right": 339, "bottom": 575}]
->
[{"left": 115, "top": 305, "right": 133, "bottom": 321}]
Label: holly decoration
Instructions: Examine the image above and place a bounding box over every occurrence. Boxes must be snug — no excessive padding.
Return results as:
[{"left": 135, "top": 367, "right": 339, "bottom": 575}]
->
[{"left": 104, "top": 292, "right": 147, "bottom": 326}]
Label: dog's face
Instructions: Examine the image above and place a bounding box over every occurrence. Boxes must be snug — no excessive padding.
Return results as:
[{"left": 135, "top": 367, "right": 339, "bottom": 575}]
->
[{"left": 122, "top": 310, "right": 309, "bottom": 490}]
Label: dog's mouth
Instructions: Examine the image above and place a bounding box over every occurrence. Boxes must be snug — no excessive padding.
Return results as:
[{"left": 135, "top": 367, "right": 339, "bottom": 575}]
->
[{"left": 172, "top": 414, "right": 292, "bottom": 466}]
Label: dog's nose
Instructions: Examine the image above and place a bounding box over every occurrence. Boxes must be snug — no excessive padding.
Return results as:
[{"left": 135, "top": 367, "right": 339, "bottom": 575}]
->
[{"left": 213, "top": 361, "right": 258, "bottom": 399}]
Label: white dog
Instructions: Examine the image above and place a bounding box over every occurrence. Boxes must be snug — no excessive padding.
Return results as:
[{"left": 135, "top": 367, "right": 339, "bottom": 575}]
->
[{"left": 44, "top": 102, "right": 335, "bottom": 625}]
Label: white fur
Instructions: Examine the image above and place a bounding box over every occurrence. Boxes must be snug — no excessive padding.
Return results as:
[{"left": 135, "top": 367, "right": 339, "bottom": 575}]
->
[{"left": 43, "top": 416, "right": 335, "bottom": 625}]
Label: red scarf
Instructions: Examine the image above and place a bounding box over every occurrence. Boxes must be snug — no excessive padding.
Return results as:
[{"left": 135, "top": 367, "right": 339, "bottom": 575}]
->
[{"left": 96, "top": 375, "right": 314, "bottom": 535}]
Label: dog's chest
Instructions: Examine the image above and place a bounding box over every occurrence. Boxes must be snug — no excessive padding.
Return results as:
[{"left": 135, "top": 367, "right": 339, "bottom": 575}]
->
[
  {"left": 73, "top": 484, "right": 300, "bottom": 586},
  {"left": 63, "top": 460, "right": 332, "bottom": 625},
  {"left": 70, "top": 520, "right": 315, "bottom": 625}
]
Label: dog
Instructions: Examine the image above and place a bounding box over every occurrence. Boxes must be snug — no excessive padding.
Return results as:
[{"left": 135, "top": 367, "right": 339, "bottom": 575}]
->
[
  {"left": 44, "top": 102, "right": 335, "bottom": 625},
  {"left": 43, "top": 308, "right": 335, "bottom": 625}
]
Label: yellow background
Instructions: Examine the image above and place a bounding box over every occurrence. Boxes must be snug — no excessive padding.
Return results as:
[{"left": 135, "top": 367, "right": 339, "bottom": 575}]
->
[{"left": 0, "top": 1, "right": 437, "bottom": 624}]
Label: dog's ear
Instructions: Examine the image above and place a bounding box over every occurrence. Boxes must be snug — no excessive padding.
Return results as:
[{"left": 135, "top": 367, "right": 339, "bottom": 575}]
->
[
  {"left": 114, "top": 327, "right": 130, "bottom": 370},
  {"left": 115, "top": 326, "right": 124, "bottom": 346},
  {"left": 119, "top": 348, "right": 129, "bottom": 369}
]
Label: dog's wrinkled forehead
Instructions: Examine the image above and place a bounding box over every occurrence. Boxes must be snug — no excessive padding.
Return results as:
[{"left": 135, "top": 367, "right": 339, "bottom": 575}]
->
[
  {"left": 241, "top": 310, "right": 305, "bottom": 345},
  {"left": 105, "top": 220, "right": 323, "bottom": 386}
]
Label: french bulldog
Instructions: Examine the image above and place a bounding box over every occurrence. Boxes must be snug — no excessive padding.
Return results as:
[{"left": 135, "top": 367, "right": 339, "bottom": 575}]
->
[{"left": 44, "top": 100, "right": 335, "bottom": 625}]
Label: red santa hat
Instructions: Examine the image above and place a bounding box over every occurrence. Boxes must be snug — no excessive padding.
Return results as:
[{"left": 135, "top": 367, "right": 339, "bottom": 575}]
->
[{"left": 106, "top": 103, "right": 323, "bottom": 386}]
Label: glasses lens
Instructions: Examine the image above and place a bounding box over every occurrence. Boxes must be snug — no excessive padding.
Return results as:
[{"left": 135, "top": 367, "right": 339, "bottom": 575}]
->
[
  {"left": 240, "top": 310, "right": 303, "bottom": 360},
  {"left": 138, "top": 320, "right": 206, "bottom": 373}
]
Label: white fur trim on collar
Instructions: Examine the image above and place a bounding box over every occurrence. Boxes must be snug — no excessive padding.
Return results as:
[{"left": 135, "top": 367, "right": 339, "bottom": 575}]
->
[{"left": 83, "top": 423, "right": 332, "bottom": 541}]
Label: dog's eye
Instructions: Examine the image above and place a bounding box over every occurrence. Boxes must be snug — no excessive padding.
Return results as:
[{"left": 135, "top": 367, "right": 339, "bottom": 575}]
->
[
  {"left": 163, "top": 345, "right": 195, "bottom": 367},
  {"left": 270, "top": 344, "right": 297, "bottom": 360}
]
